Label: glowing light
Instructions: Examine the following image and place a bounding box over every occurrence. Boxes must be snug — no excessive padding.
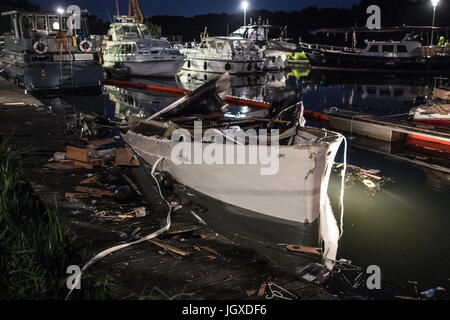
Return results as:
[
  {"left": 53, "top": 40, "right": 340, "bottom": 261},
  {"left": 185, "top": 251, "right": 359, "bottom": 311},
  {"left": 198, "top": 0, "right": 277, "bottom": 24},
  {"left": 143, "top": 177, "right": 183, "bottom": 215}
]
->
[
  {"left": 241, "top": 1, "right": 249, "bottom": 10},
  {"left": 56, "top": 8, "right": 65, "bottom": 14},
  {"left": 431, "top": 0, "right": 439, "bottom": 7}
]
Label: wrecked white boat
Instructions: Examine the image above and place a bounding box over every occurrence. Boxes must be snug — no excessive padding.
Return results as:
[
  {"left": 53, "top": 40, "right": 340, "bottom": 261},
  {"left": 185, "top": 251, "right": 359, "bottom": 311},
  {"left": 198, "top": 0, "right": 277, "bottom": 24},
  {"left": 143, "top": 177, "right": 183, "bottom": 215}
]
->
[
  {"left": 411, "top": 87, "right": 450, "bottom": 126},
  {"left": 122, "top": 74, "right": 343, "bottom": 268}
]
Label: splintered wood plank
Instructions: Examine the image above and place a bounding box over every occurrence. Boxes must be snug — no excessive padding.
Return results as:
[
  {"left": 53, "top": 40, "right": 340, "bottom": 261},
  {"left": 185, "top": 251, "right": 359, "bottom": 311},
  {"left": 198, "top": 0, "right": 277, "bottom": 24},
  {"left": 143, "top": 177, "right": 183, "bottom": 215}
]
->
[
  {"left": 148, "top": 239, "right": 191, "bottom": 256},
  {"left": 75, "top": 186, "right": 115, "bottom": 197},
  {"left": 44, "top": 162, "right": 79, "bottom": 170},
  {"left": 286, "top": 244, "right": 321, "bottom": 255},
  {"left": 115, "top": 148, "right": 140, "bottom": 167},
  {"left": 66, "top": 145, "right": 96, "bottom": 163},
  {"left": 88, "top": 138, "right": 115, "bottom": 147},
  {"left": 74, "top": 160, "right": 93, "bottom": 170}
]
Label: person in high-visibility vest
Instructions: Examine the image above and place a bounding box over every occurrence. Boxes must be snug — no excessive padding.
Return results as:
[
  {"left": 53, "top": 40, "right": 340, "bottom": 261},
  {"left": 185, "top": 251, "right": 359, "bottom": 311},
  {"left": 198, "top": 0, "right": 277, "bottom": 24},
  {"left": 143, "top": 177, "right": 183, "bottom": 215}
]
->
[{"left": 437, "top": 36, "right": 445, "bottom": 47}]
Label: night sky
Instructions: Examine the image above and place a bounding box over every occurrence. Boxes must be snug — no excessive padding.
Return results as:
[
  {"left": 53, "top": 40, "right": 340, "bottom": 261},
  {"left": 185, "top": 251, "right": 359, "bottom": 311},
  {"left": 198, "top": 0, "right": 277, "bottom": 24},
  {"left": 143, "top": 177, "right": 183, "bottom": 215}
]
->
[{"left": 30, "top": 0, "right": 361, "bottom": 21}]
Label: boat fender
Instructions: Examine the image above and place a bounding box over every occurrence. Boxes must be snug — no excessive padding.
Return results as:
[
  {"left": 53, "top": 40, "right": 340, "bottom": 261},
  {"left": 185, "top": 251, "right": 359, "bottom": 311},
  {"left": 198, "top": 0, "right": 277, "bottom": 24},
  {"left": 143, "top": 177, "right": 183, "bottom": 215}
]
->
[
  {"left": 79, "top": 39, "right": 92, "bottom": 53},
  {"left": 203, "top": 61, "right": 208, "bottom": 70},
  {"left": 225, "top": 62, "right": 231, "bottom": 71},
  {"left": 33, "top": 41, "right": 48, "bottom": 55},
  {"left": 187, "top": 60, "right": 191, "bottom": 68}
]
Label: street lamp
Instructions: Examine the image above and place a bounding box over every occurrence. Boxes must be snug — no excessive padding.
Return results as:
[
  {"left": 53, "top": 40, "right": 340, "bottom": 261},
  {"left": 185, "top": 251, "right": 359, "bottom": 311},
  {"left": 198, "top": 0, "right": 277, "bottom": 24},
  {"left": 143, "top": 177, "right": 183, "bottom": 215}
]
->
[
  {"left": 241, "top": 1, "right": 249, "bottom": 26},
  {"left": 56, "top": 8, "right": 65, "bottom": 14},
  {"left": 430, "top": 0, "right": 439, "bottom": 46}
]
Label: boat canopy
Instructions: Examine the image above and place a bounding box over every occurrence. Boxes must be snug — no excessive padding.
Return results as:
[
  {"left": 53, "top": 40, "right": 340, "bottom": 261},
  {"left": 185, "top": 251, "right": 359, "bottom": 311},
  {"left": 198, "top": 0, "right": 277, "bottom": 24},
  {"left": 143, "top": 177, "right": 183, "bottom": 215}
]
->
[{"left": 231, "top": 25, "right": 266, "bottom": 41}]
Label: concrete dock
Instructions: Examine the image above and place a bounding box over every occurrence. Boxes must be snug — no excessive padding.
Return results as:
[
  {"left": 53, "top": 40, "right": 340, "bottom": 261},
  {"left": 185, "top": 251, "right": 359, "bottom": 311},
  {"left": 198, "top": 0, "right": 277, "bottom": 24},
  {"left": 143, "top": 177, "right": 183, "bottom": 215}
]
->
[{"left": 0, "top": 77, "right": 43, "bottom": 106}]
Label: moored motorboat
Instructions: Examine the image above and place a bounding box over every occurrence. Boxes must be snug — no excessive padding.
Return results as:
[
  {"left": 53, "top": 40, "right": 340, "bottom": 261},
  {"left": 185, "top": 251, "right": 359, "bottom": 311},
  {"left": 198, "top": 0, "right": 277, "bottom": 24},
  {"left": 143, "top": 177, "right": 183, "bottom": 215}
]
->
[
  {"left": 0, "top": 10, "right": 104, "bottom": 92},
  {"left": 182, "top": 37, "right": 265, "bottom": 74},
  {"left": 102, "top": 16, "right": 185, "bottom": 78},
  {"left": 300, "top": 27, "right": 450, "bottom": 74},
  {"left": 230, "top": 22, "right": 296, "bottom": 71}
]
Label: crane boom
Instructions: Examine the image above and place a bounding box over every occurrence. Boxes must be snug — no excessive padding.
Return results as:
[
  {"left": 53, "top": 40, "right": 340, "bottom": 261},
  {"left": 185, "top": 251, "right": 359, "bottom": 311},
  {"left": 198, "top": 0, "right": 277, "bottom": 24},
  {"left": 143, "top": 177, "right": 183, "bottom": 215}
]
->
[{"left": 131, "top": 0, "right": 144, "bottom": 24}]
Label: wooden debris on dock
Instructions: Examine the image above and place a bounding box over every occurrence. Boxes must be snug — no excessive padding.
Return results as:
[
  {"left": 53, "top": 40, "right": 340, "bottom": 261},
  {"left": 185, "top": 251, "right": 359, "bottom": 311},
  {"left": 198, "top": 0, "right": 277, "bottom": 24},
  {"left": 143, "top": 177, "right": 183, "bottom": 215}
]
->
[
  {"left": 194, "top": 245, "right": 220, "bottom": 256},
  {"left": 44, "top": 161, "right": 79, "bottom": 171},
  {"left": 75, "top": 186, "right": 115, "bottom": 198},
  {"left": 65, "top": 192, "right": 90, "bottom": 199},
  {"left": 286, "top": 244, "right": 321, "bottom": 255},
  {"left": 246, "top": 289, "right": 257, "bottom": 297},
  {"left": 66, "top": 145, "right": 106, "bottom": 169},
  {"left": 118, "top": 207, "right": 147, "bottom": 219},
  {"left": 80, "top": 176, "right": 98, "bottom": 184},
  {"left": 114, "top": 148, "right": 140, "bottom": 167},
  {"left": 148, "top": 239, "right": 190, "bottom": 256},
  {"left": 88, "top": 138, "right": 115, "bottom": 147},
  {"left": 257, "top": 282, "right": 267, "bottom": 296}
]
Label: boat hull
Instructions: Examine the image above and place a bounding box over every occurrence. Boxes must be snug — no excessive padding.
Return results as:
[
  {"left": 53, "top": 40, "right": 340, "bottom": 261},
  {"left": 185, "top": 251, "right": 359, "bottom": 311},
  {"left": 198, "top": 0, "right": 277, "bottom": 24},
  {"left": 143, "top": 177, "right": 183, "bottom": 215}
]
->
[
  {"left": 124, "top": 128, "right": 343, "bottom": 269},
  {"left": 123, "top": 129, "right": 342, "bottom": 224},
  {"left": 263, "top": 49, "right": 290, "bottom": 71},
  {"left": 121, "top": 58, "right": 185, "bottom": 77},
  {"left": 0, "top": 56, "right": 103, "bottom": 92},
  {"left": 303, "top": 47, "right": 450, "bottom": 74},
  {"left": 183, "top": 58, "right": 265, "bottom": 75}
]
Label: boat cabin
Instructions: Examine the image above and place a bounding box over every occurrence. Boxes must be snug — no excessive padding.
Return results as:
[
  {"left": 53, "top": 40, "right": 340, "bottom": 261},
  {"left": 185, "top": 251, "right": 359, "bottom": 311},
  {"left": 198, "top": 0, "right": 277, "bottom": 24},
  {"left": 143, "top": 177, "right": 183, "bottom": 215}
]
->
[
  {"left": 230, "top": 24, "right": 287, "bottom": 44},
  {"left": 196, "top": 37, "right": 261, "bottom": 60},
  {"left": 363, "top": 40, "right": 421, "bottom": 57},
  {"left": 108, "top": 16, "right": 153, "bottom": 41},
  {"left": 0, "top": 10, "right": 95, "bottom": 54}
]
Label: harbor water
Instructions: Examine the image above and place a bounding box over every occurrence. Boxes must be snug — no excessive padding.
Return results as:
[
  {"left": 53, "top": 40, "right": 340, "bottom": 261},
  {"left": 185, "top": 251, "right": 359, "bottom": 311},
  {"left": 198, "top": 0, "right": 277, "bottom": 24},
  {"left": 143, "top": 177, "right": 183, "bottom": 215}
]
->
[{"left": 38, "top": 68, "right": 450, "bottom": 288}]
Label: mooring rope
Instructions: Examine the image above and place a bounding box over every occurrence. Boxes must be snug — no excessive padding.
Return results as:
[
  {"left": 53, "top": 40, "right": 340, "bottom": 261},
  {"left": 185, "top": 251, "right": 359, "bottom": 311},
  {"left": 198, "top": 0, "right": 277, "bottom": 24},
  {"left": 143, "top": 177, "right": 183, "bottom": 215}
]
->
[
  {"left": 338, "top": 135, "right": 347, "bottom": 240},
  {"left": 65, "top": 156, "right": 172, "bottom": 300}
]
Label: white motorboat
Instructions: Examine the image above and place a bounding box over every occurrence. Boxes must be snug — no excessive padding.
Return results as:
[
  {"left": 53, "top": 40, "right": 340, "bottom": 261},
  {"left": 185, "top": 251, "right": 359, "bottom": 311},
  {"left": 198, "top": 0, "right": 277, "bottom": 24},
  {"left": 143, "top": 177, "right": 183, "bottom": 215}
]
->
[
  {"left": 230, "top": 23, "right": 297, "bottom": 71},
  {"left": 410, "top": 87, "right": 450, "bottom": 126},
  {"left": 102, "top": 16, "right": 185, "bottom": 78},
  {"left": 182, "top": 37, "right": 265, "bottom": 74}
]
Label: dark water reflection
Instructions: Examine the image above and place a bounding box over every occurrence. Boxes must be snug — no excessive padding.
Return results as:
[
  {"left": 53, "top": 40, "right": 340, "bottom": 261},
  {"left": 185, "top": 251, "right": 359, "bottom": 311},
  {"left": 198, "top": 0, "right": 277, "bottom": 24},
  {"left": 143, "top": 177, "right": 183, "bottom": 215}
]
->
[{"left": 38, "top": 68, "right": 449, "bottom": 287}]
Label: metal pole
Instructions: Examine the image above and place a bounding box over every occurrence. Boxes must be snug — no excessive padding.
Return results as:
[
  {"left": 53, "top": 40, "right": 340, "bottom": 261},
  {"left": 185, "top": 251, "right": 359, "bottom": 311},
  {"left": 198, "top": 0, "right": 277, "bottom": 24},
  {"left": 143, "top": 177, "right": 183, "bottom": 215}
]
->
[
  {"left": 431, "top": 6, "right": 436, "bottom": 46},
  {"left": 244, "top": 9, "right": 246, "bottom": 26}
]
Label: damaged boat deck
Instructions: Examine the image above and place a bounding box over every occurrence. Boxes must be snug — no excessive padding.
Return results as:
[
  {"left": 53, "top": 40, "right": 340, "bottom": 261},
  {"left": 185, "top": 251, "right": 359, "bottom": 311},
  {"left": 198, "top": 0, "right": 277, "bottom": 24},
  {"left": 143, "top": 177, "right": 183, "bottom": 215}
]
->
[{"left": 0, "top": 93, "right": 335, "bottom": 299}]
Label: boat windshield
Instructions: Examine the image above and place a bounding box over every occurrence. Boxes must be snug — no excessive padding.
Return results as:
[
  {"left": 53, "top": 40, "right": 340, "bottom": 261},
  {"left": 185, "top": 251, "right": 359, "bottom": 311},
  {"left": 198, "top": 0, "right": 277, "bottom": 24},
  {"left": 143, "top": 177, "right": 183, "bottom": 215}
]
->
[
  {"left": 232, "top": 26, "right": 265, "bottom": 41},
  {"left": 114, "top": 24, "right": 141, "bottom": 39},
  {"left": 137, "top": 39, "right": 172, "bottom": 50},
  {"left": 139, "top": 24, "right": 152, "bottom": 38}
]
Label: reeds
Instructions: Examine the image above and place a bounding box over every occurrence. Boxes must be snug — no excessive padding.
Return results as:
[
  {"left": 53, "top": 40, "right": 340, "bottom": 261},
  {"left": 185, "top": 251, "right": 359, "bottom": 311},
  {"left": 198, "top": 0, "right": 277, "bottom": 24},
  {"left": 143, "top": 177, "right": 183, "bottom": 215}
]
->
[{"left": 0, "top": 139, "right": 76, "bottom": 299}]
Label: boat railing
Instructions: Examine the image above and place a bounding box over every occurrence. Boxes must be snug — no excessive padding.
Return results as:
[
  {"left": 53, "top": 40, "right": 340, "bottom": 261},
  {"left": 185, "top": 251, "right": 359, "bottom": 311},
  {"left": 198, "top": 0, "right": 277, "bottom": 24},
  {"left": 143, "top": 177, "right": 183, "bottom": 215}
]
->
[{"left": 299, "top": 42, "right": 364, "bottom": 53}]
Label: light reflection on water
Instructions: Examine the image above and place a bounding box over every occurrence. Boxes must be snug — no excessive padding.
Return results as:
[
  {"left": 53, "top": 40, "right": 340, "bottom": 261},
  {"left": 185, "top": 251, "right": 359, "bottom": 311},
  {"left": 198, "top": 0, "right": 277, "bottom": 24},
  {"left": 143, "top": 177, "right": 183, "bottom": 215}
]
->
[{"left": 39, "top": 68, "right": 449, "bottom": 286}]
